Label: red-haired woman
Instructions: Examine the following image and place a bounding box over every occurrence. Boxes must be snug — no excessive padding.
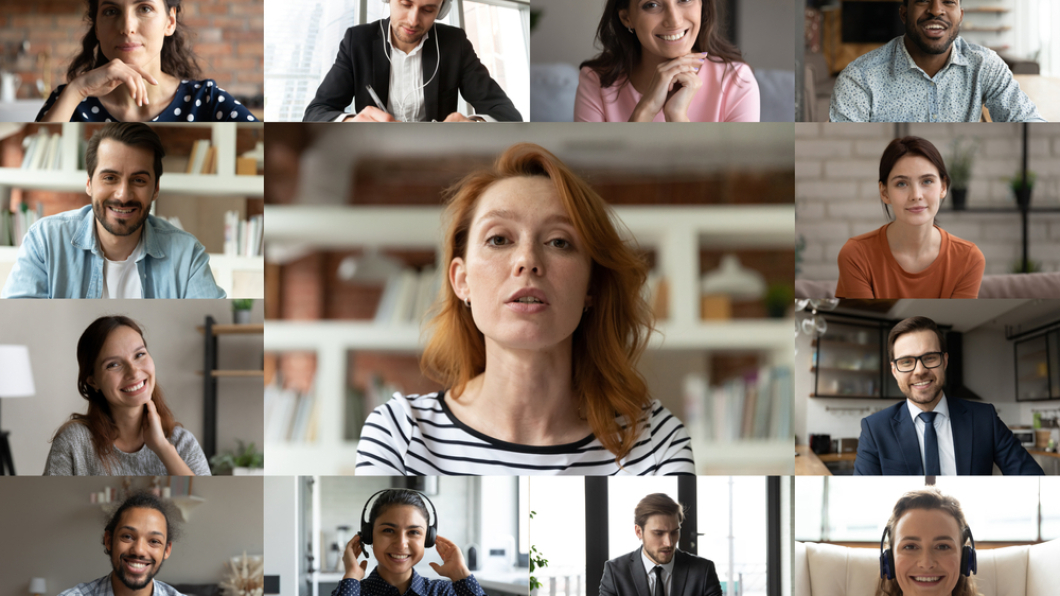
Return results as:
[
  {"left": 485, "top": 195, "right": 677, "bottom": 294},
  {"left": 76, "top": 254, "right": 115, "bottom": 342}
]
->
[
  {"left": 44, "top": 316, "right": 209, "bottom": 475},
  {"left": 836, "top": 136, "right": 985, "bottom": 299},
  {"left": 355, "top": 143, "right": 693, "bottom": 476}
]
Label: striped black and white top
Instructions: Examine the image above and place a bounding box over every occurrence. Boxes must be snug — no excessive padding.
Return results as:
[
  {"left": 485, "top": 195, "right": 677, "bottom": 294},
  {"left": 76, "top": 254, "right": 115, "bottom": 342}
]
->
[{"left": 355, "top": 391, "right": 695, "bottom": 475}]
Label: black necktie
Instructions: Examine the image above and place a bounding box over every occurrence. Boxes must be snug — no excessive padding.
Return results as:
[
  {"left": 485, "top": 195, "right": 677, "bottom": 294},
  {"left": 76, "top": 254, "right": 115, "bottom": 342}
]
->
[
  {"left": 653, "top": 566, "right": 665, "bottom": 596},
  {"left": 919, "top": 411, "right": 941, "bottom": 475}
]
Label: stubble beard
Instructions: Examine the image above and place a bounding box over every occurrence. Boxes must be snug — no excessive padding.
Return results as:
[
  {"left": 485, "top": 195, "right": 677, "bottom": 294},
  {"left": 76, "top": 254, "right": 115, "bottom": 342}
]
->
[
  {"left": 112, "top": 554, "right": 163, "bottom": 591},
  {"left": 906, "top": 16, "right": 960, "bottom": 56},
  {"left": 93, "top": 199, "right": 148, "bottom": 238}
]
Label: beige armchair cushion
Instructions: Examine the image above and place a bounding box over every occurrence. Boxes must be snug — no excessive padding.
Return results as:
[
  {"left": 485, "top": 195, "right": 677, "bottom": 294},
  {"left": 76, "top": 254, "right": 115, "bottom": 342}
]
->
[
  {"left": 794, "top": 272, "right": 1060, "bottom": 299},
  {"left": 795, "top": 540, "right": 1060, "bottom": 596}
]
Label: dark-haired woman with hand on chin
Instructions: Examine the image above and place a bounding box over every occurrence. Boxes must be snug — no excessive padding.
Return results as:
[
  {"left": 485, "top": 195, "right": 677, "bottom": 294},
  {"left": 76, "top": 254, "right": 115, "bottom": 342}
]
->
[
  {"left": 335, "top": 490, "right": 484, "bottom": 596},
  {"left": 575, "top": 0, "right": 759, "bottom": 122},
  {"left": 37, "top": 0, "right": 258, "bottom": 123},
  {"left": 43, "top": 316, "right": 210, "bottom": 475}
]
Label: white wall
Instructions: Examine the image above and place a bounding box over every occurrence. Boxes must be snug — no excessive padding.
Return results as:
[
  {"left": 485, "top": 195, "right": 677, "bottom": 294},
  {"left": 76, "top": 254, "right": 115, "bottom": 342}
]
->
[
  {"left": 0, "top": 299, "right": 264, "bottom": 475},
  {"left": 738, "top": 0, "right": 798, "bottom": 71},
  {"left": 0, "top": 476, "right": 263, "bottom": 596},
  {"left": 264, "top": 475, "right": 299, "bottom": 596}
]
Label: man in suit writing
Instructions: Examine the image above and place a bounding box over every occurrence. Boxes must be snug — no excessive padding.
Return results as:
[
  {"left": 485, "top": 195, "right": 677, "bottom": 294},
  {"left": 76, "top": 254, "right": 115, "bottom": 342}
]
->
[
  {"left": 855, "top": 315, "right": 1043, "bottom": 475},
  {"left": 303, "top": 0, "right": 522, "bottom": 122},
  {"left": 599, "top": 493, "right": 722, "bottom": 596}
]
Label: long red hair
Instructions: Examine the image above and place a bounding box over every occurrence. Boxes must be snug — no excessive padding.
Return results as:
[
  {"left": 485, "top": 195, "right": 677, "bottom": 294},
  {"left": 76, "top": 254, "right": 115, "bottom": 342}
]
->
[
  {"left": 54, "top": 316, "right": 178, "bottom": 473},
  {"left": 420, "top": 143, "right": 654, "bottom": 462}
]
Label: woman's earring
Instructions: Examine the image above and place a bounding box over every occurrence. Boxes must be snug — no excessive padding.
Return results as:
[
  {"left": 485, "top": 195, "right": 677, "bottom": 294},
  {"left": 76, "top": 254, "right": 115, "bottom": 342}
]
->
[
  {"left": 583, "top": 305, "right": 590, "bottom": 314},
  {"left": 627, "top": 27, "right": 634, "bottom": 33},
  {"left": 464, "top": 297, "right": 471, "bottom": 309}
]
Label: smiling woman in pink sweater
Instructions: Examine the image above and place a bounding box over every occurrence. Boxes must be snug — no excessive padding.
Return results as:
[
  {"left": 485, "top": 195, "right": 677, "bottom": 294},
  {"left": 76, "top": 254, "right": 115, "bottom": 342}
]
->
[{"left": 575, "top": 0, "right": 759, "bottom": 122}]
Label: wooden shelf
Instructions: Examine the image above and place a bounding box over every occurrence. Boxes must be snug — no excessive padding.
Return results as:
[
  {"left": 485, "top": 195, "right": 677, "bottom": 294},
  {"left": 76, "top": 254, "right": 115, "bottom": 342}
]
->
[
  {"left": 812, "top": 366, "right": 878, "bottom": 374},
  {"left": 811, "top": 393, "right": 883, "bottom": 399},
  {"left": 213, "top": 370, "right": 264, "bottom": 378},
  {"left": 197, "top": 323, "right": 264, "bottom": 335},
  {"left": 817, "top": 452, "right": 857, "bottom": 462}
]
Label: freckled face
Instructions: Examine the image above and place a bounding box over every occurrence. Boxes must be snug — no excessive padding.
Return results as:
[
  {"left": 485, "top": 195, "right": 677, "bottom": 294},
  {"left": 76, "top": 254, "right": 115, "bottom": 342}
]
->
[
  {"left": 880, "top": 155, "right": 947, "bottom": 228},
  {"left": 95, "top": 0, "right": 177, "bottom": 70},
  {"left": 892, "top": 508, "right": 962, "bottom": 596},
  {"left": 620, "top": 0, "right": 702, "bottom": 62},
  {"left": 451, "top": 176, "right": 592, "bottom": 352},
  {"left": 89, "top": 325, "right": 156, "bottom": 412}
]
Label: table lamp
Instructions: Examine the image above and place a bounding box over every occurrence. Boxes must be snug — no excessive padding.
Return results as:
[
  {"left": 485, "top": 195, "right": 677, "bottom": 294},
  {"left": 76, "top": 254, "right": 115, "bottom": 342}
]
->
[
  {"left": 29, "top": 578, "right": 46, "bottom": 596},
  {"left": 0, "top": 345, "right": 35, "bottom": 475}
]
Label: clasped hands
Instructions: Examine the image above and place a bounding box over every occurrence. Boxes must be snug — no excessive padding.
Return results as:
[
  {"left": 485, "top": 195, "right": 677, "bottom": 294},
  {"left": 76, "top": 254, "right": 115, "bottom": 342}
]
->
[
  {"left": 630, "top": 52, "right": 706, "bottom": 122},
  {"left": 342, "top": 534, "right": 471, "bottom": 582}
]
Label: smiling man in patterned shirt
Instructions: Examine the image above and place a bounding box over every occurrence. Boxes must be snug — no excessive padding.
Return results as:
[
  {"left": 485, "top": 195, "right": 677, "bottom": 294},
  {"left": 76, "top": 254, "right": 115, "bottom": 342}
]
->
[{"left": 829, "top": 0, "right": 1044, "bottom": 122}]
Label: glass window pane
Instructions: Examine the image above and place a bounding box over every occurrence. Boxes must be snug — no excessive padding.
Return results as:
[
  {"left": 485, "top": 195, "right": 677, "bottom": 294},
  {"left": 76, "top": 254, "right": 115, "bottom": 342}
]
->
[
  {"left": 519, "top": 476, "right": 530, "bottom": 555},
  {"left": 264, "top": 0, "right": 360, "bottom": 121},
  {"left": 531, "top": 478, "right": 585, "bottom": 595},
  {"left": 825, "top": 478, "right": 917, "bottom": 541},
  {"left": 608, "top": 477, "right": 678, "bottom": 560},
  {"left": 1043, "top": 478, "right": 1060, "bottom": 540},
  {"left": 697, "top": 477, "right": 768, "bottom": 596},
  {"left": 794, "top": 477, "right": 824, "bottom": 542},
  {"left": 461, "top": 1, "right": 530, "bottom": 120},
  {"left": 934, "top": 477, "right": 1040, "bottom": 541}
]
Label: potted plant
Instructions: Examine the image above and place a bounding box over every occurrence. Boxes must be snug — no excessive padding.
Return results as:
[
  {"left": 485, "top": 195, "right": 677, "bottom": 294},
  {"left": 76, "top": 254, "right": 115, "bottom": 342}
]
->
[
  {"left": 1008, "top": 170, "right": 1036, "bottom": 210},
  {"left": 765, "top": 283, "right": 794, "bottom": 318},
  {"left": 210, "top": 440, "right": 264, "bottom": 475},
  {"left": 232, "top": 299, "right": 254, "bottom": 324},
  {"left": 529, "top": 511, "right": 549, "bottom": 594},
  {"left": 948, "top": 137, "right": 977, "bottom": 210}
]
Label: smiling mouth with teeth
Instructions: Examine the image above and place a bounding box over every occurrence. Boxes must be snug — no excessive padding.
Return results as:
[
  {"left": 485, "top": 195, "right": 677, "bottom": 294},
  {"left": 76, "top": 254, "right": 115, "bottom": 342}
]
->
[
  {"left": 912, "top": 576, "right": 942, "bottom": 582},
  {"left": 122, "top": 380, "right": 146, "bottom": 393},
  {"left": 657, "top": 30, "right": 688, "bottom": 42}
]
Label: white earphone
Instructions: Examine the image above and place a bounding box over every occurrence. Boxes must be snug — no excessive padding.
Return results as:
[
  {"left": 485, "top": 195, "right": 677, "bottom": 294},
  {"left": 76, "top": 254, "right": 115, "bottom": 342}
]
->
[{"left": 379, "top": 0, "right": 446, "bottom": 121}]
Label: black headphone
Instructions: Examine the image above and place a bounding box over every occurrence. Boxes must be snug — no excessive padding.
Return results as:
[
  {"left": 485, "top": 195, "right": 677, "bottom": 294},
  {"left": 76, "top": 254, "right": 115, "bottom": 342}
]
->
[
  {"left": 358, "top": 489, "right": 439, "bottom": 556},
  {"left": 880, "top": 524, "right": 977, "bottom": 580}
]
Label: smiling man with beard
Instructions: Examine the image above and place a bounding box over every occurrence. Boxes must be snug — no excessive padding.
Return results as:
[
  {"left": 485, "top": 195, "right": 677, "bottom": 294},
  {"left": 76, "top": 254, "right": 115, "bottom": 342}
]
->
[
  {"left": 302, "top": 0, "right": 521, "bottom": 122},
  {"left": 2, "top": 123, "right": 225, "bottom": 298},
  {"left": 600, "top": 494, "right": 722, "bottom": 596},
  {"left": 58, "top": 491, "right": 185, "bottom": 596},
  {"left": 855, "top": 316, "right": 1044, "bottom": 475},
  {"left": 829, "top": 0, "right": 1044, "bottom": 122}
]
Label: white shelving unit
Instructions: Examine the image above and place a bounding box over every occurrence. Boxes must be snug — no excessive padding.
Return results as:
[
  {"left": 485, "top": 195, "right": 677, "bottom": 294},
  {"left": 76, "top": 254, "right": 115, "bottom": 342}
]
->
[{"left": 264, "top": 204, "right": 796, "bottom": 475}]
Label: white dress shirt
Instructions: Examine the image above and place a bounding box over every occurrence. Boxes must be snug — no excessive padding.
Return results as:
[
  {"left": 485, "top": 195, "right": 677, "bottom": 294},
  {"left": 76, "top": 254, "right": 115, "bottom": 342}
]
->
[
  {"left": 641, "top": 548, "right": 675, "bottom": 596},
  {"left": 906, "top": 394, "right": 957, "bottom": 475}
]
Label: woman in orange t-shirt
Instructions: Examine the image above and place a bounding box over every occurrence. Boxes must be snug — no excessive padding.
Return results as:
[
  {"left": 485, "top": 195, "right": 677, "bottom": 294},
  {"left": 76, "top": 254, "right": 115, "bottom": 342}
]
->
[{"left": 836, "top": 136, "right": 985, "bottom": 299}]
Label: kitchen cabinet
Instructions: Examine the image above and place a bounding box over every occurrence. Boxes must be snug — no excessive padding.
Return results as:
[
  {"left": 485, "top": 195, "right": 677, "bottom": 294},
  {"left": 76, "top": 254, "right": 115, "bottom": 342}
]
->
[
  {"left": 812, "top": 318, "right": 901, "bottom": 399},
  {"left": 1015, "top": 329, "right": 1060, "bottom": 401}
]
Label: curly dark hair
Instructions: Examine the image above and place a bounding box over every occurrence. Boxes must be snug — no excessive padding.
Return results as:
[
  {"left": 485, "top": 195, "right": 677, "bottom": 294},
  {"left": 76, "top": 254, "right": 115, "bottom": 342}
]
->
[
  {"left": 102, "top": 490, "right": 182, "bottom": 553},
  {"left": 67, "top": 0, "right": 202, "bottom": 83},
  {"left": 580, "top": 0, "right": 745, "bottom": 89}
]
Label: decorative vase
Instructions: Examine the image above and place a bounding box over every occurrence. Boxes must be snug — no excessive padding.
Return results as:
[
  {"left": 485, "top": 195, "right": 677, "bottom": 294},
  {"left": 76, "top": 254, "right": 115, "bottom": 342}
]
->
[
  {"left": 233, "top": 309, "right": 252, "bottom": 325},
  {"left": 951, "top": 188, "right": 967, "bottom": 210},
  {"left": 1015, "top": 187, "right": 1033, "bottom": 209}
]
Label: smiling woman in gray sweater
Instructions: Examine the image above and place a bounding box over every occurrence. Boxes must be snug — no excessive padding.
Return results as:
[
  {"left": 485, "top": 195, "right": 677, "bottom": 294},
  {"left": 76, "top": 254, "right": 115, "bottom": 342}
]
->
[{"left": 43, "top": 315, "right": 209, "bottom": 476}]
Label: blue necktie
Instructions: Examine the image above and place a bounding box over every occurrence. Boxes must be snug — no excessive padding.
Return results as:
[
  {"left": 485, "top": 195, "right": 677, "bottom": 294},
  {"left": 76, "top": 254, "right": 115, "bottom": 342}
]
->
[{"left": 919, "top": 411, "right": 941, "bottom": 475}]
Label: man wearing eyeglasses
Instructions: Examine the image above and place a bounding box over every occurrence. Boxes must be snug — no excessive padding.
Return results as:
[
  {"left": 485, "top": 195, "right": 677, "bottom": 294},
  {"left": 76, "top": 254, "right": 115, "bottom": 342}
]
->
[{"left": 854, "top": 315, "right": 1044, "bottom": 475}]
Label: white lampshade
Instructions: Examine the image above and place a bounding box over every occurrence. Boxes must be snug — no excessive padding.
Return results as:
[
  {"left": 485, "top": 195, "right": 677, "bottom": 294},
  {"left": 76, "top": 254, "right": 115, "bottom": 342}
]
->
[
  {"left": 0, "top": 345, "right": 35, "bottom": 397},
  {"left": 29, "top": 578, "right": 46, "bottom": 594}
]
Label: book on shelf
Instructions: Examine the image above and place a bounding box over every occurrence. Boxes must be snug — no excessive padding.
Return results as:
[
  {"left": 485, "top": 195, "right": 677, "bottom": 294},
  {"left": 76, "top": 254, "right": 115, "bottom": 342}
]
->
[
  {"left": 224, "top": 211, "right": 263, "bottom": 257},
  {"left": 2, "top": 202, "right": 44, "bottom": 247},
  {"left": 186, "top": 139, "right": 213, "bottom": 175},
  {"left": 265, "top": 382, "right": 318, "bottom": 442},
  {"left": 374, "top": 267, "right": 441, "bottom": 325},
  {"left": 682, "top": 365, "right": 793, "bottom": 442},
  {"left": 20, "top": 131, "right": 62, "bottom": 171}
]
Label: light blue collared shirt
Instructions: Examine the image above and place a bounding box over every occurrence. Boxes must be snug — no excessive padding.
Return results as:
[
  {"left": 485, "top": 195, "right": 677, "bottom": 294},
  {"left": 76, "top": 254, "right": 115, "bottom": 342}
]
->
[
  {"left": 1, "top": 205, "right": 226, "bottom": 299},
  {"left": 830, "top": 36, "right": 1045, "bottom": 123},
  {"left": 58, "top": 575, "right": 186, "bottom": 596}
]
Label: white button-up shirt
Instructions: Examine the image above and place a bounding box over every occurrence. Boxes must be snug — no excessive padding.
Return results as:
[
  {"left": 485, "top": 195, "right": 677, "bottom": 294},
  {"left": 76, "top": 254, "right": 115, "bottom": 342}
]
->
[
  {"left": 641, "top": 548, "right": 676, "bottom": 596},
  {"left": 906, "top": 394, "right": 957, "bottom": 475}
]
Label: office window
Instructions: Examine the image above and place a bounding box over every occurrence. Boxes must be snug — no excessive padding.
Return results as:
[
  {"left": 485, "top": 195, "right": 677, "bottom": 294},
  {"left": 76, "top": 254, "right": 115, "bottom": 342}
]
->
[
  {"left": 460, "top": 0, "right": 531, "bottom": 120},
  {"left": 530, "top": 477, "right": 586, "bottom": 596},
  {"left": 697, "top": 477, "right": 769, "bottom": 596},
  {"left": 519, "top": 476, "right": 530, "bottom": 557},
  {"left": 1043, "top": 478, "right": 1060, "bottom": 540}
]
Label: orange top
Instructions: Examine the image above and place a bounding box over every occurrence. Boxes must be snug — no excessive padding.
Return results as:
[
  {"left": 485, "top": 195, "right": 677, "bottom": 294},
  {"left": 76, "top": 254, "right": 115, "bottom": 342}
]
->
[{"left": 836, "top": 224, "right": 985, "bottom": 299}]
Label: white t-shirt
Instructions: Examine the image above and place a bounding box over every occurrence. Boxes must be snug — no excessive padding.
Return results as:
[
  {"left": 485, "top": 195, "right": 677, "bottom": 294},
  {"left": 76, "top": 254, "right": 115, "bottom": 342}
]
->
[
  {"left": 101, "top": 234, "right": 145, "bottom": 299},
  {"left": 355, "top": 391, "right": 695, "bottom": 475}
]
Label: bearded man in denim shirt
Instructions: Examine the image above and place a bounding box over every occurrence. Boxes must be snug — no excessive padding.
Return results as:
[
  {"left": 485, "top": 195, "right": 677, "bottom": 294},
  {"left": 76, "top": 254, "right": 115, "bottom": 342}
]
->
[
  {"left": 2, "top": 123, "right": 225, "bottom": 299},
  {"left": 830, "top": 0, "right": 1044, "bottom": 123}
]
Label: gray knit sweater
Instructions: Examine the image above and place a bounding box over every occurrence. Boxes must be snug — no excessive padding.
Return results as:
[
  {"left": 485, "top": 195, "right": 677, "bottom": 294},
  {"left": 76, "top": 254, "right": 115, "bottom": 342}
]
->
[{"left": 43, "top": 422, "right": 211, "bottom": 475}]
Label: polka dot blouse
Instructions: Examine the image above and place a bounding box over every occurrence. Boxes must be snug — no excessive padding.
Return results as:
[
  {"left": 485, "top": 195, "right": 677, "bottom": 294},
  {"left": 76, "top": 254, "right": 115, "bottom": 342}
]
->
[
  {"left": 331, "top": 569, "right": 485, "bottom": 596},
  {"left": 36, "top": 79, "right": 259, "bottom": 122}
]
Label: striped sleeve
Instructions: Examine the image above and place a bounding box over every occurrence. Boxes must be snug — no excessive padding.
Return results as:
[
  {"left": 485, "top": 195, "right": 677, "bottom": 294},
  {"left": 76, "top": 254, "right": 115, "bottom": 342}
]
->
[
  {"left": 355, "top": 396, "right": 414, "bottom": 475},
  {"left": 647, "top": 402, "right": 696, "bottom": 475}
]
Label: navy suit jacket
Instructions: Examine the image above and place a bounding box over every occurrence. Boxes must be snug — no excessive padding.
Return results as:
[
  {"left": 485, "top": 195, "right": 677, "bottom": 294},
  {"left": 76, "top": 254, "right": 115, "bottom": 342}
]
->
[
  {"left": 854, "top": 397, "right": 1044, "bottom": 475},
  {"left": 303, "top": 19, "right": 521, "bottom": 122},
  {"left": 599, "top": 548, "right": 722, "bottom": 596}
]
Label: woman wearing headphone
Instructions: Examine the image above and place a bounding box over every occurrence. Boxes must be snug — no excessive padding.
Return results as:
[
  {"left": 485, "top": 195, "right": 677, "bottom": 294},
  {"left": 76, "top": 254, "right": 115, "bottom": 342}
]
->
[
  {"left": 335, "top": 490, "right": 483, "bottom": 596},
  {"left": 877, "top": 488, "right": 980, "bottom": 596}
]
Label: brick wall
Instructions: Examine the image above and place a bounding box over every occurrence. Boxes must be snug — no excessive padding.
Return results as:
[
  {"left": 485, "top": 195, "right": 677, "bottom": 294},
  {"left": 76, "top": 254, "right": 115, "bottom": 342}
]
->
[
  {"left": 0, "top": 0, "right": 262, "bottom": 104},
  {"left": 795, "top": 123, "right": 1060, "bottom": 279}
]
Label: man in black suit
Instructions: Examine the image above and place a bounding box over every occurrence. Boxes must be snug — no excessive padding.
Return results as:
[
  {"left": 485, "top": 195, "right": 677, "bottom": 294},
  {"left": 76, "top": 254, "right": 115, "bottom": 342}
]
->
[
  {"left": 600, "top": 494, "right": 722, "bottom": 596},
  {"left": 855, "top": 316, "right": 1043, "bottom": 475},
  {"left": 303, "top": 0, "right": 521, "bottom": 122}
]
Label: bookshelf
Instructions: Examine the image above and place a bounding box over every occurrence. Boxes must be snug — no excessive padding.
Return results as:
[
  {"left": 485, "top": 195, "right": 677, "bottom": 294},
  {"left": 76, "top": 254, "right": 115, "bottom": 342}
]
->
[
  {"left": 199, "top": 316, "right": 265, "bottom": 461},
  {"left": 264, "top": 205, "right": 796, "bottom": 475}
]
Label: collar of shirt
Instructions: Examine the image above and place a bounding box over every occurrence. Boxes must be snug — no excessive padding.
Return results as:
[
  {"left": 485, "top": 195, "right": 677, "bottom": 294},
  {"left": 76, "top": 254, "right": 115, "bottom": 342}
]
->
[
  {"left": 640, "top": 548, "right": 676, "bottom": 584},
  {"left": 383, "top": 19, "right": 430, "bottom": 121},
  {"left": 361, "top": 569, "right": 428, "bottom": 596},
  {"left": 906, "top": 393, "right": 950, "bottom": 424},
  {"left": 76, "top": 205, "right": 165, "bottom": 261},
  {"left": 894, "top": 35, "right": 969, "bottom": 80}
]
